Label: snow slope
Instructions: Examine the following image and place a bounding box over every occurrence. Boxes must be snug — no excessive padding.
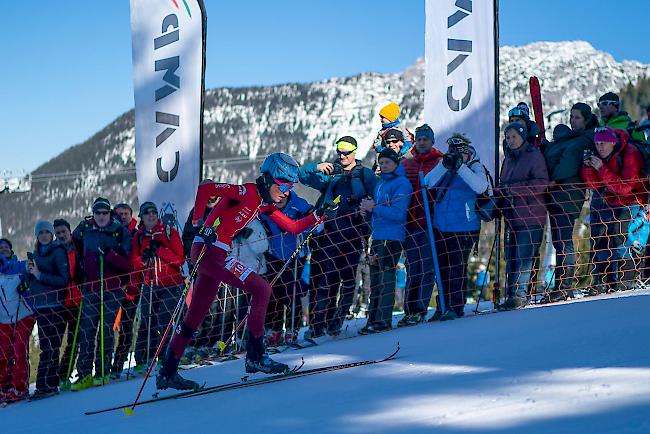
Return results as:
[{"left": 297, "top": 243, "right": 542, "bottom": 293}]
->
[{"left": 3, "top": 293, "right": 650, "bottom": 434}]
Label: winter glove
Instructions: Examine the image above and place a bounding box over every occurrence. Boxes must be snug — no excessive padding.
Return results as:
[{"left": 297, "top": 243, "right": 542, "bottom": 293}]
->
[
  {"left": 142, "top": 247, "right": 155, "bottom": 262},
  {"left": 316, "top": 200, "right": 339, "bottom": 220},
  {"left": 442, "top": 153, "right": 462, "bottom": 172},
  {"left": 149, "top": 239, "right": 162, "bottom": 253},
  {"left": 17, "top": 277, "right": 30, "bottom": 295},
  {"left": 198, "top": 225, "right": 217, "bottom": 244},
  {"left": 97, "top": 243, "right": 111, "bottom": 256}
]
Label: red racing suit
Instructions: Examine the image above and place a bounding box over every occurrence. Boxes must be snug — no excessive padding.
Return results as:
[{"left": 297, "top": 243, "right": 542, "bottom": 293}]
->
[{"left": 169, "top": 181, "right": 320, "bottom": 358}]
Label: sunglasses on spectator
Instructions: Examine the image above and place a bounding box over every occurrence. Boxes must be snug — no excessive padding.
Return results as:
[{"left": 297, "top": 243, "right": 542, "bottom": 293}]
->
[
  {"left": 93, "top": 210, "right": 110, "bottom": 215},
  {"left": 143, "top": 210, "right": 158, "bottom": 216},
  {"left": 598, "top": 100, "right": 618, "bottom": 107},
  {"left": 336, "top": 149, "right": 354, "bottom": 156},
  {"left": 384, "top": 139, "right": 401, "bottom": 144},
  {"left": 273, "top": 178, "right": 294, "bottom": 193}
]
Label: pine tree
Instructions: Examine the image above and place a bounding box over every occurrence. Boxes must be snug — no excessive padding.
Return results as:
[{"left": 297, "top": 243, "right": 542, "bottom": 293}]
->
[{"left": 620, "top": 75, "right": 650, "bottom": 121}]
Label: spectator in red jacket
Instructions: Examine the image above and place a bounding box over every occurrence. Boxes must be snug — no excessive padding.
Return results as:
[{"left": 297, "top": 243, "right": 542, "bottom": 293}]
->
[
  {"left": 53, "top": 218, "right": 82, "bottom": 388},
  {"left": 128, "top": 201, "right": 185, "bottom": 375},
  {"left": 71, "top": 197, "right": 132, "bottom": 391},
  {"left": 582, "top": 127, "right": 647, "bottom": 295},
  {"left": 398, "top": 124, "right": 443, "bottom": 326}
]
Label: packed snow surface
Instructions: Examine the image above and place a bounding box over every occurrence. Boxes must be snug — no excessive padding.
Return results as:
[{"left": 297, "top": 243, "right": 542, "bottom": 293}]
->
[{"left": 3, "top": 292, "right": 650, "bottom": 433}]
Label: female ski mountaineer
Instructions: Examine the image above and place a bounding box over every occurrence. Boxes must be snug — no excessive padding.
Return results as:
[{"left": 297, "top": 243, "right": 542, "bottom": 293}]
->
[{"left": 156, "top": 153, "right": 336, "bottom": 391}]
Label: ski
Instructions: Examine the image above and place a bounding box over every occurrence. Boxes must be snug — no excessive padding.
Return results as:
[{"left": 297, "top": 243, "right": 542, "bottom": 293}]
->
[
  {"left": 84, "top": 381, "right": 218, "bottom": 415},
  {"left": 84, "top": 362, "right": 304, "bottom": 416},
  {"left": 529, "top": 76, "right": 546, "bottom": 142},
  {"left": 179, "top": 343, "right": 400, "bottom": 400},
  {"left": 85, "top": 344, "right": 399, "bottom": 415}
]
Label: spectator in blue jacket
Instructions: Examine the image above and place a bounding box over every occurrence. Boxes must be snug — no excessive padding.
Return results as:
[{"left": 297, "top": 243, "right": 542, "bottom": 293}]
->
[
  {"left": 425, "top": 133, "right": 490, "bottom": 320},
  {"left": 359, "top": 148, "right": 412, "bottom": 333},
  {"left": 24, "top": 221, "right": 70, "bottom": 400},
  {"left": 261, "top": 190, "right": 313, "bottom": 344}
]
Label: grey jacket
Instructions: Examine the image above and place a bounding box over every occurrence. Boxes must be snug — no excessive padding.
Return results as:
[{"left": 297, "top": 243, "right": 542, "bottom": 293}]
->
[{"left": 24, "top": 242, "right": 70, "bottom": 310}]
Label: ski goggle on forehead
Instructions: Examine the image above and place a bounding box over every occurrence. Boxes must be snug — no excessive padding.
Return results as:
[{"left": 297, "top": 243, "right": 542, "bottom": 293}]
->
[
  {"left": 447, "top": 137, "right": 469, "bottom": 146},
  {"left": 273, "top": 178, "right": 294, "bottom": 193},
  {"left": 508, "top": 108, "right": 528, "bottom": 119}
]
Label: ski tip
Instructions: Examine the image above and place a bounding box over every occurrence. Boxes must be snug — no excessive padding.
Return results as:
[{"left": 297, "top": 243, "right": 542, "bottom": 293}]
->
[{"left": 123, "top": 408, "right": 134, "bottom": 416}]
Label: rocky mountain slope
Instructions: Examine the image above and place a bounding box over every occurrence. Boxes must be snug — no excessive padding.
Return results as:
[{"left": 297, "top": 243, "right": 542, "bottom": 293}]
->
[{"left": 2, "top": 41, "right": 649, "bottom": 254}]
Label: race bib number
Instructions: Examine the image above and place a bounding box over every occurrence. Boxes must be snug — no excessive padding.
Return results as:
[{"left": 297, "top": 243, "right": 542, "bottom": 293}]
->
[{"left": 225, "top": 257, "right": 253, "bottom": 282}]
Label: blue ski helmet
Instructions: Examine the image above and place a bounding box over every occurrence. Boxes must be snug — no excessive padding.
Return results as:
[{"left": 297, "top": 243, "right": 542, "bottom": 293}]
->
[{"left": 260, "top": 152, "right": 300, "bottom": 183}]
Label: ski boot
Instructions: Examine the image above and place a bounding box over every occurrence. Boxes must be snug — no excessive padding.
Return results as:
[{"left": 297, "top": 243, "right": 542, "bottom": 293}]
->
[
  {"left": 156, "top": 347, "right": 200, "bottom": 391},
  {"left": 29, "top": 389, "right": 57, "bottom": 401},
  {"left": 245, "top": 335, "right": 290, "bottom": 374},
  {"left": 71, "top": 374, "right": 94, "bottom": 392},
  {"left": 440, "top": 310, "right": 458, "bottom": 321},
  {"left": 359, "top": 322, "right": 391, "bottom": 335}
]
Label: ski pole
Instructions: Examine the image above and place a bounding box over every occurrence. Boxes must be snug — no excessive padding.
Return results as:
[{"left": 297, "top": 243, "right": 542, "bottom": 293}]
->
[
  {"left": 126, "top": 256, "right": 151, "bottom": 380},
  {"left": 125, "top": 243, "right": 208, "bottom": 416},
  {"left": 146, "top": 258, "right": 155, "bottom": 366},
  {"left": 290, "top": 256, "right": 298, "bottom": 337},
  {"left": 419, "top": 172, "right": 446, "bottom": 315},
  {"left": 268, "top": 196, "right": 339, "bottom": 288},
  {"left": 219, "top": 284, "right": 229, "bottom": 345},
  {"left": 474, "top": 235, "right": 497, "bottom": 314},
  {"left": 100, "top": 255, "right": 105, "bottom": 385},
  {"left": 62, "top": 297, "right": 83, "bottom": 389}
]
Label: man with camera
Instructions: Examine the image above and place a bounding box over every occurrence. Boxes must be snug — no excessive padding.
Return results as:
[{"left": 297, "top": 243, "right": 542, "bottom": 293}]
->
[
  {"left": 424, "top": 133, "right": 490, "bottom": 320},
  {"left": 299, "top": 136, "right": 377, "bottom": 337},
  {"left": 582, "top": 127, "right": 647, "bottom": 294}
]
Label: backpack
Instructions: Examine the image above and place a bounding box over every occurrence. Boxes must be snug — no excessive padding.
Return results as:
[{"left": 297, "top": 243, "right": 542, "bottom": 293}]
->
[{"left": 468, "top": 161, "right": 497, "bottom": 222}]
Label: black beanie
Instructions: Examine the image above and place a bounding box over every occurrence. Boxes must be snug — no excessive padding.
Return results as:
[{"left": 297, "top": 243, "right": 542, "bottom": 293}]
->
[
  {"left": 378, "top": 148, "right": 400, "bottom": 165},
  {"left": 382, "top": 129, "right": 404, "bottom": 142},
  {"left": 599, "top": 92, "right": 620, "bottom": 106}
]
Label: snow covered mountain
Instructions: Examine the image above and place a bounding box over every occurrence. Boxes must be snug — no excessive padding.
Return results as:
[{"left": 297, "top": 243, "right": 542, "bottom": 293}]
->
[{"left": 2, "top": 41, "right": 649, "bottom": 254}]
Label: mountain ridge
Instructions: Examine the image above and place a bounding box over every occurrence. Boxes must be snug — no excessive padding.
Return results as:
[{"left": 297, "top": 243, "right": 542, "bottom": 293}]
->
[{"left": 2, "top": 40, "right": 649, "bottom": 255}]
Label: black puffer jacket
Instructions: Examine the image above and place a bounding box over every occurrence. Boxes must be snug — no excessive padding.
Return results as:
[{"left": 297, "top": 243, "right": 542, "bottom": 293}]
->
[
  {"left": 543, "top": 126, "right": 591, "bottom": 216},
  {"left": 24, "top": 241, "right": 70, "bottom": 309}
]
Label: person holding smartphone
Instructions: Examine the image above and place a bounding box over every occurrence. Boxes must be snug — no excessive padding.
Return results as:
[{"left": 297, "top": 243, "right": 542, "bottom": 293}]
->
[{"left": 23, "top": 221, "right": 70, "bottom": 400}]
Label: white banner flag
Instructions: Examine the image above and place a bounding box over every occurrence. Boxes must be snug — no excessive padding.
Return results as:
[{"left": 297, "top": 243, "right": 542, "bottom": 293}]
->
[
  {"left": 425, "top": 0, "right": 496, "bottom": 174},
  {"left": 131, "top": 0, "right": 206, "bottom": 228}
]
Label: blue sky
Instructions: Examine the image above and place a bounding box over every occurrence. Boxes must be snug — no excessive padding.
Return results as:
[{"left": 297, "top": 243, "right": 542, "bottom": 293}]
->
[{"left": 4, "top": 0, "right": 648, "bottom": 172}]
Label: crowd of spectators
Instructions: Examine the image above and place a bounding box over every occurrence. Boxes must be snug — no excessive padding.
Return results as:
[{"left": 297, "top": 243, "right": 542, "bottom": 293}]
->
[{"left": 1, "top": 93, "right": 649, "bottom": 403}]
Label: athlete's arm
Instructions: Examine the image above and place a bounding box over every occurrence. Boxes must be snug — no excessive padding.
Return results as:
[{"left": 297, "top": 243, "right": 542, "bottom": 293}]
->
[
  {"left": 193, "top": 183, "right": 246, "bottom": 224},
  {"left": 263, "top": 205, "right": 320, "bottom": 234}
]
